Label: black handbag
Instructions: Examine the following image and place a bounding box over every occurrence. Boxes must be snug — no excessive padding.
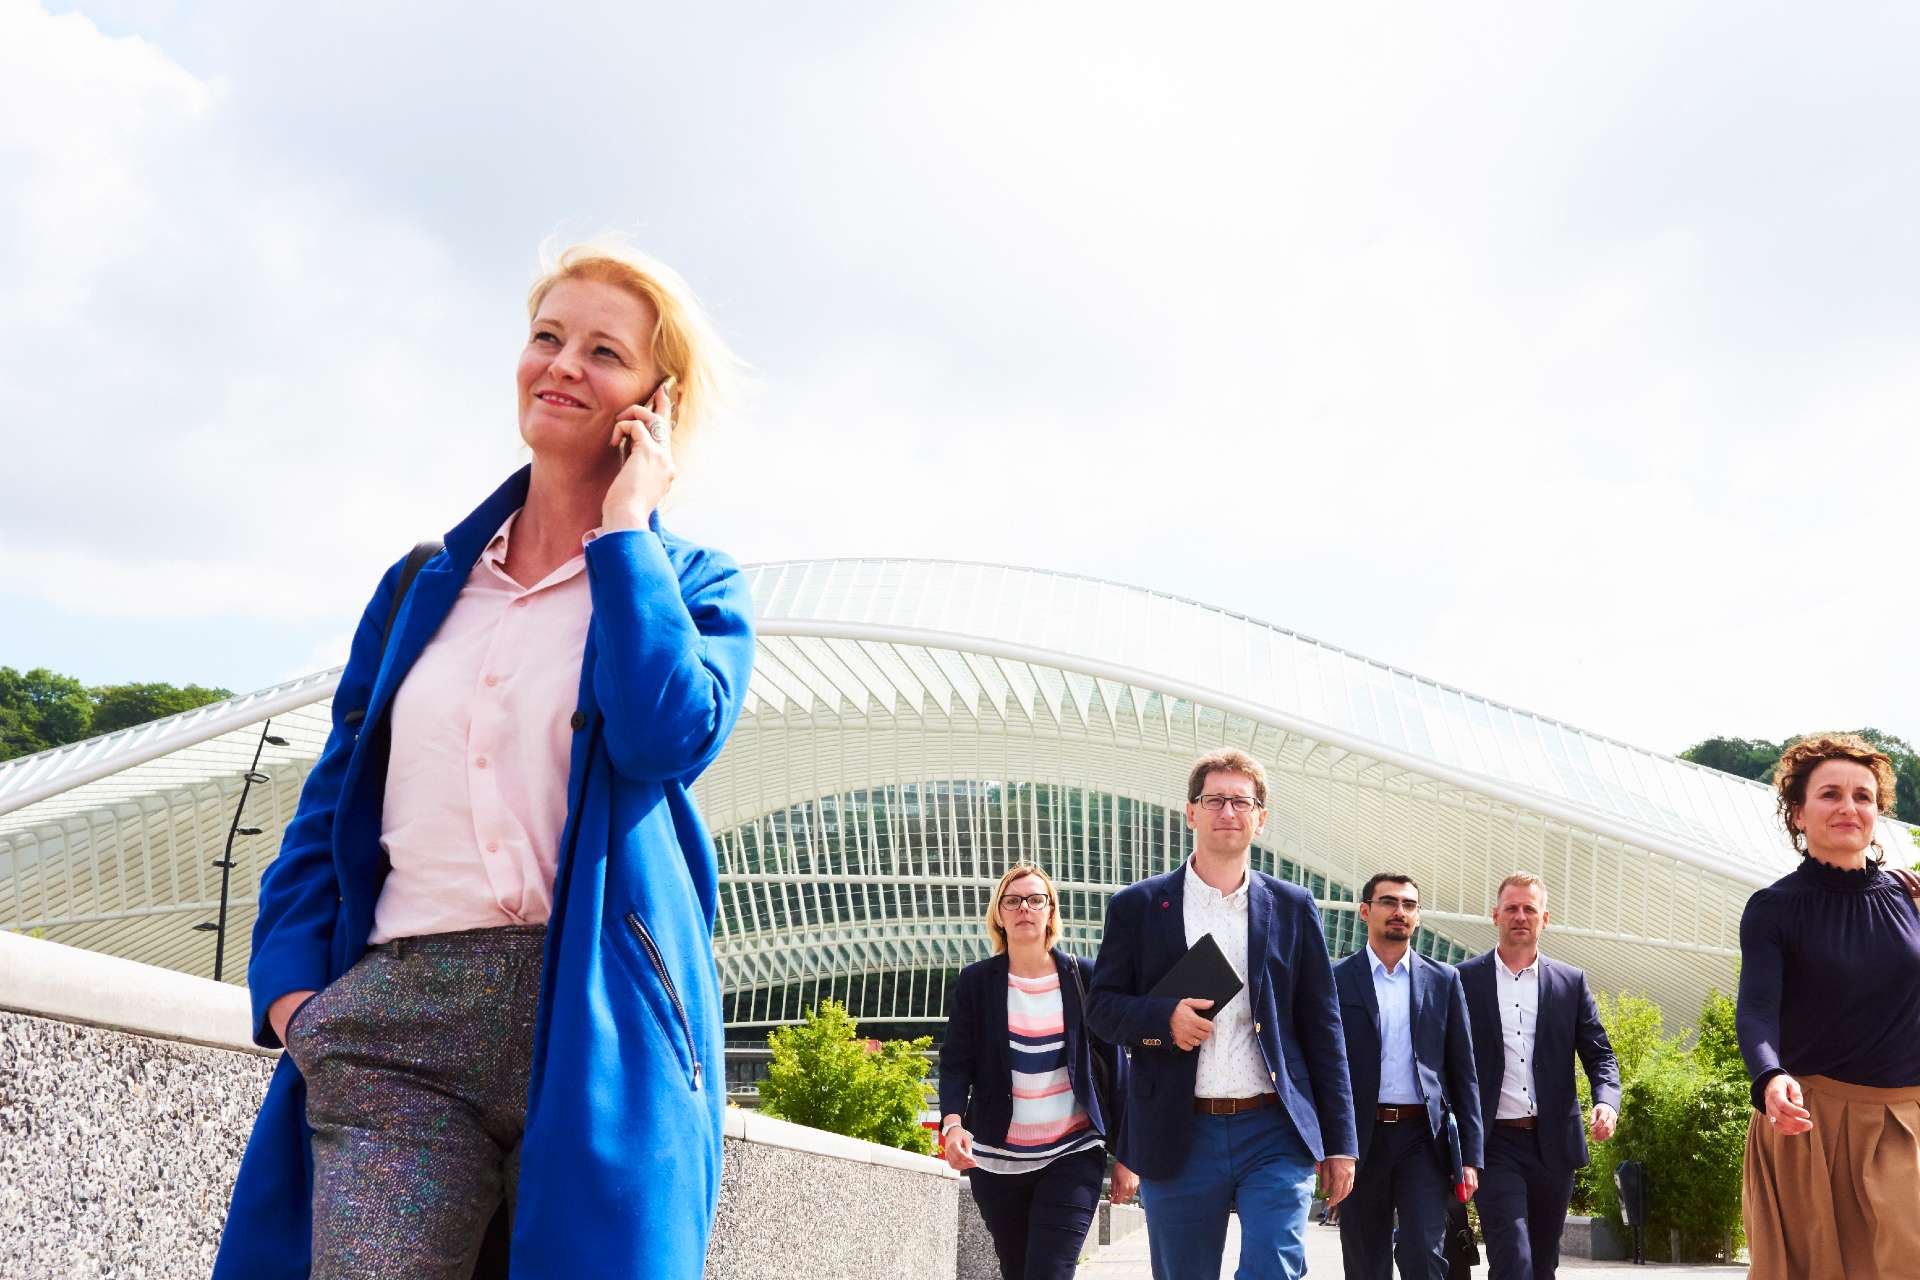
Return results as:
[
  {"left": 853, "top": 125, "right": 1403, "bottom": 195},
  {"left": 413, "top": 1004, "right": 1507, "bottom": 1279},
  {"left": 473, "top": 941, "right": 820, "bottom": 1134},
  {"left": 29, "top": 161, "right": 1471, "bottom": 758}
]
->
[{"left": 1064, "top": 950, "right": 1117, "bottom": 1123}]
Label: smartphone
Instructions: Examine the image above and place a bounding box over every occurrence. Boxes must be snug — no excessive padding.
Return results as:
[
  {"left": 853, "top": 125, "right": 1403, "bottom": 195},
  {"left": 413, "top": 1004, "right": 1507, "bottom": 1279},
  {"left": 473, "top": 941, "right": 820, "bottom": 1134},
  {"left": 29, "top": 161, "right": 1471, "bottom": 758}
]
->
[{"left": 616, "top": 376, "right": 672, "bottom": 462}]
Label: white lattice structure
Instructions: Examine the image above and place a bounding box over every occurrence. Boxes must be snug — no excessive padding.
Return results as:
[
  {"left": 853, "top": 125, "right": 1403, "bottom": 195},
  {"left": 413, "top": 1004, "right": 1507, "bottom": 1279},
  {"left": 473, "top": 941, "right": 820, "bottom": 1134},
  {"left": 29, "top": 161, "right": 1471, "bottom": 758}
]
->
[{"left": 3, "top": 559, "right": 1881, "bottom": 1031}]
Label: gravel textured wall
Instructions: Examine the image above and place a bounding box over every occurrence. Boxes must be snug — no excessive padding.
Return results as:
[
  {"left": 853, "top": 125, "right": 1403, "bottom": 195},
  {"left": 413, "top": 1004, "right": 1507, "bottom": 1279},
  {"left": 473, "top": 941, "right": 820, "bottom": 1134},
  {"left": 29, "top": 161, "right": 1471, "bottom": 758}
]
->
[
  {"left": 710, "top": 1134, "right": 957, "bottom": 1280},
  {"left": 3, "top": 1008, "right": 961, "bottom": 1279},
  {"left": 955, "top": 1181, "right": 1001, "bottom": 1280},
  {"left": 0, "top": 1010, "right": 275, "bottom": 1278}
]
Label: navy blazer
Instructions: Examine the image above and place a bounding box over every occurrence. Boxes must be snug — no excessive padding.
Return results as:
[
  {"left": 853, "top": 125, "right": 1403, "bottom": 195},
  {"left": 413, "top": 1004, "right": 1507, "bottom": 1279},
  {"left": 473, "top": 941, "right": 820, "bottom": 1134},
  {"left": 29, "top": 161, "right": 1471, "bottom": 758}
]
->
[
  {"left": 938, "top": 949, "right": 1123, "bottom": 1148},
  {"left": 1458, "top": 951, "right": 1621, "bottom": 1171},
  {"left": 1085, "top": 866, "right": 1356, "bottom": 1179},
  {"left": 1332, "top": 948, "right": 1484, "bottom": 1171}
]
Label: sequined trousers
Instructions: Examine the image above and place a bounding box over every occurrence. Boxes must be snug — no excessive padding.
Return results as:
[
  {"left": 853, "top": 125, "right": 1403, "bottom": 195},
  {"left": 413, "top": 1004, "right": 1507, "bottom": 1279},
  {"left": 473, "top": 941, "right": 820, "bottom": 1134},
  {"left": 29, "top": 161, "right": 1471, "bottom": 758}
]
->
[{"left": 283, "top": 925, "right": 546, "bottom": 1280}]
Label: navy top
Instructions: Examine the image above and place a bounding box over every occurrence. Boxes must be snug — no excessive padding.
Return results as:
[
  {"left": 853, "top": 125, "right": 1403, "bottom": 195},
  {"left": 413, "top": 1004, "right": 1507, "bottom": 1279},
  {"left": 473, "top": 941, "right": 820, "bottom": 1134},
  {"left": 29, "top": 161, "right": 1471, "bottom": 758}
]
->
[{"left": 1736, "top": 857, "right": 1920, "bottom": 1110}]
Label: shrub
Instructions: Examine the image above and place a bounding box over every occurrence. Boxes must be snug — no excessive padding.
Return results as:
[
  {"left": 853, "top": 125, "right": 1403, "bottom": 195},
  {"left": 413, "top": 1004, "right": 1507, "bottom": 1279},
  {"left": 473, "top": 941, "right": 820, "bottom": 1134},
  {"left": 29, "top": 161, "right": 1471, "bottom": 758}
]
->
[
  {"left": 1581, "top": 988, "right": 1749, "bottom": 1262},
  {"left": 758, "top": 999, "right": 935, "bottom": 1155},
  {"left": 1572, "top": 992, "right": 1672, "bottom": 1214}
]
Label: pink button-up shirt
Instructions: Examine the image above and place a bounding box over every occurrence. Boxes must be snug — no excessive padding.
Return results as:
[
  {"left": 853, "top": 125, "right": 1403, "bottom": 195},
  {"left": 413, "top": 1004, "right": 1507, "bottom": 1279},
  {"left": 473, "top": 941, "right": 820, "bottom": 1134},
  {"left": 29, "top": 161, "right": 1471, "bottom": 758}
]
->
[{"left": 369, "top": 512, "right": 595, "bottom": 943}]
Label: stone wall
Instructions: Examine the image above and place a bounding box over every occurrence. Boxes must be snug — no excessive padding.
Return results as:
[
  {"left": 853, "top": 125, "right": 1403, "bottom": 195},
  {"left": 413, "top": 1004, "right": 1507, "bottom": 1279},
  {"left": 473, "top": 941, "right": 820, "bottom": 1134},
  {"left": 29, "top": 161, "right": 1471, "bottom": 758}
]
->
[
  {"left": 1, "top": 932, "right": 958, "bottom": 1279},
  {"left": 0, "top": 1010, "right": 275, "bottom": 1277}
]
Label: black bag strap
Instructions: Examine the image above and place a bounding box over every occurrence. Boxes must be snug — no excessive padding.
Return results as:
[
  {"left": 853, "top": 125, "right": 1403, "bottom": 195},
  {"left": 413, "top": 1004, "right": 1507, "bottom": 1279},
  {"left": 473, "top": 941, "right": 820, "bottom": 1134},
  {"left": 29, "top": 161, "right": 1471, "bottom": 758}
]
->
[
  {"left": 1064, "top": 946, "right": 1089, "bottom": 1008},
  {"left": 380, "top": 540, "right": 444, "bottom": 648},
  {"left": 342, "top": 539, "right": 442, "bottom": 728}
]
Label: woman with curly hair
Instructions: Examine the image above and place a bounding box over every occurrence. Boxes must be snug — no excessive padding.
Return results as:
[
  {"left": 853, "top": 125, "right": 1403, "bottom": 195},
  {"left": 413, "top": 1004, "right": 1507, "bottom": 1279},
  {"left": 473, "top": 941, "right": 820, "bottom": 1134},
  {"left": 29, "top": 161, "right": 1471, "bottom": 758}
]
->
[{"left": 1736, "top": 732, "right": 1920, "bottom": 1278}]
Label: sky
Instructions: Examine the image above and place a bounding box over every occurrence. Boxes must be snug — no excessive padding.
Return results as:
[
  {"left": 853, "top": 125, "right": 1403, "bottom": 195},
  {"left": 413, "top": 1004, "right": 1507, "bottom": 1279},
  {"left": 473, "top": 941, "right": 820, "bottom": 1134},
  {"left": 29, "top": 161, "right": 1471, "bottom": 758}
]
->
[{"left": 3, "top": 0, "right": 1917, "bottom": 758}]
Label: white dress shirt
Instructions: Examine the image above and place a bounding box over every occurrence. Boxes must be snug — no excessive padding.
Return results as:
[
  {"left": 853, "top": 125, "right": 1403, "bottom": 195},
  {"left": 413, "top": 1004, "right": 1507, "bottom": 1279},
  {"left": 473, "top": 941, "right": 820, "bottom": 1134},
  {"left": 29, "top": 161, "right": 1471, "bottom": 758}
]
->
[
  {"left": 1185, "top": 861, "right": 1272, "bottom": 1099},
  {"left": 1369, "top": 945, "right": 1421, "bottom": 1106},
  {"left": 1494, "top": 952, "right": 1541, "bottom": 1120}
]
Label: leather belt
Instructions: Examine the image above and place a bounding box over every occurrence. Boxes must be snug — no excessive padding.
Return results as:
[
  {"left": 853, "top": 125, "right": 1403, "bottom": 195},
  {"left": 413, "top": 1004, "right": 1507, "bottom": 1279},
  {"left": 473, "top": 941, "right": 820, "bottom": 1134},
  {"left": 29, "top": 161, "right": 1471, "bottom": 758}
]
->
[
  {"left": 1494, "top": 1116, "right": 1538, "bottom": 1130},
  {"left": 1376, "top": 1103, "right": 1423, "bottom": 1124},
  {"left": 1193, "top": 1093, "right": 1278, "bottom": 1116}
]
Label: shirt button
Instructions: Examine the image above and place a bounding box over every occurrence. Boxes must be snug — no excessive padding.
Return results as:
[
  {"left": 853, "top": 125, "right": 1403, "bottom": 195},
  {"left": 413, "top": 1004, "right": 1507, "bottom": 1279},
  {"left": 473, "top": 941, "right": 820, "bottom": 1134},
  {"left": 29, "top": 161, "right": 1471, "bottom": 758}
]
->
[
  {"left": 512, "top": 598, "right": 528, "bottom": 609},
  {"left": 475, "top": 756, "right": 488, "bottom": 769},
  {"left": 486, "top": 841, "right": 499, "bottom": 853},
  {"left": 485, "top": 674, "right": 499, "bottom": 687},
  {"left": 1269, "top": 1071, "right": 1277, "bottom": 1082},
  {"left": 570, "top": 711, "right": 588, "bottom": 731}
]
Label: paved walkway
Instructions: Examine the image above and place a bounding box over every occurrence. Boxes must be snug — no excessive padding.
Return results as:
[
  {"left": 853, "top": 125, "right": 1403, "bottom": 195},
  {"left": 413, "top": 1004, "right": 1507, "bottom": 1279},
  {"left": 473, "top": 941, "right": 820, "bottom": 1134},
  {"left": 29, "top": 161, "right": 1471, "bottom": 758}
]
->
[{"left": 1077, "top": 1216, "right": 1747, "bottom": 1277}]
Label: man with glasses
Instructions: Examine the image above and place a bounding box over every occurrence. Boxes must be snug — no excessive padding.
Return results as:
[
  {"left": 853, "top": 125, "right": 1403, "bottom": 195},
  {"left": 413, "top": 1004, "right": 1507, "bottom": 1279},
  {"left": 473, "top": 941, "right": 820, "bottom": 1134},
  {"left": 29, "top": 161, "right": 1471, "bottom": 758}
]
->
[
  {"left": 1459, "top": 873, "right": 1619, "bottom": 1280},
  {"left": 1086, "top": 748, "right": 1356, "bottom": 1280},
  {"left": 1331, "top": 874, "right": 1483, "bottom": 1279}
]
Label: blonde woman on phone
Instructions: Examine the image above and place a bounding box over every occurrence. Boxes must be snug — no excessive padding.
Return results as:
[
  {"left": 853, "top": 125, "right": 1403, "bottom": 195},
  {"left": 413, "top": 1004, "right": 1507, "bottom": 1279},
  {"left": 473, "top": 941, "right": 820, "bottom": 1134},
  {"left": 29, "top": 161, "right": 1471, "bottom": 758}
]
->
[{"left": 215, "top": 243, "right": 753, "bottom": 1280}]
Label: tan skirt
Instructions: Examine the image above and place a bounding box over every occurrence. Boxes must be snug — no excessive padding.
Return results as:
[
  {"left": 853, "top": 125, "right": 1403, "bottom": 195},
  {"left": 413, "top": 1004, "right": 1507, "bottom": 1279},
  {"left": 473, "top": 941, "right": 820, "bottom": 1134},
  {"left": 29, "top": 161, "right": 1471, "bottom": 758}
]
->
[{"left": 1743, "top": 1074, "right": 1920, "bottom": 1279}]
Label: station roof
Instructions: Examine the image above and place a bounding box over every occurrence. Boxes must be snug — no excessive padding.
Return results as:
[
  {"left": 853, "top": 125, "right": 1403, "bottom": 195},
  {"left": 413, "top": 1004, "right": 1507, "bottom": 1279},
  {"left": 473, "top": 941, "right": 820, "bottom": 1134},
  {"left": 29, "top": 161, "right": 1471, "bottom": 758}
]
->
[{"left": 4, "top": 558, "right": 1881, "bottom": 1023}]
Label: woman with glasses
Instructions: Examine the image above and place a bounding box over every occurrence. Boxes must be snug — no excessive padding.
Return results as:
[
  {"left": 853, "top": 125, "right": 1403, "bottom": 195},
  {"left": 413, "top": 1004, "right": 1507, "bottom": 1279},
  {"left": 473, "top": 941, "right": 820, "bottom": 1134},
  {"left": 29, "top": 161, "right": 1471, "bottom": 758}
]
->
[{"left": 940, "top": 863, "right": 1136, "bottom": 1280}]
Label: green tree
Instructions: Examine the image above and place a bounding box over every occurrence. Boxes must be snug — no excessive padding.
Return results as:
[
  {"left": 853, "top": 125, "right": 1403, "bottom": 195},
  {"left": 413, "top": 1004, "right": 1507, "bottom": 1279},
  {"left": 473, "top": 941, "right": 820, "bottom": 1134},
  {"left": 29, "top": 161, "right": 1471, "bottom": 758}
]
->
[
  {"left": 758, "top": 1000, "right": 935, "bottom": 1155},
  {"left": 1679, "top": 728, "right": 1920, "bottom": 824},
  {"left": 1678, "top": 737, "right": 1780, "bottom": 782},
  {"left": 0, "top": 669, "right": 234, "bottom": 762},
  {"left": 0, "top": 667, "right": 94, "bottom": 761},
  {"left": 89, "top": 682, "right": 232, "bottom": 735}
]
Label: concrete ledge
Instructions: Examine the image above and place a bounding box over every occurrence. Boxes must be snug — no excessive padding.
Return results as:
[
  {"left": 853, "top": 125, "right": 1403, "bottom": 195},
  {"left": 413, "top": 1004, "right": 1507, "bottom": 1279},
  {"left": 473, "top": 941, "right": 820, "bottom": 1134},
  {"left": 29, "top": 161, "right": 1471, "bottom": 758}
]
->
[
  {"left": 2, "top": 933, "right": 960, "bottom": 1279},
  {"left": 0, "top": 930, "right": 265, "bottom": 1054},
  {"left": 1564, "top": 1214, "right": 1627, "bottom": 1261},
  {"left": 723, "top": 1104, "right": 958, "bottom": 1179}
]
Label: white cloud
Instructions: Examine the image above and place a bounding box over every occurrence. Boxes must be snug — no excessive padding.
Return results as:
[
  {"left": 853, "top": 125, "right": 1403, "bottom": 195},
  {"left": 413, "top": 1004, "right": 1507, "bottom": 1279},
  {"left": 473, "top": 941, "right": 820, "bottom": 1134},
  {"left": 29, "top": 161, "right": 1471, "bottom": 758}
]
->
[{"left": 4, "top": 0, "right": 1919, "bottom": 754}]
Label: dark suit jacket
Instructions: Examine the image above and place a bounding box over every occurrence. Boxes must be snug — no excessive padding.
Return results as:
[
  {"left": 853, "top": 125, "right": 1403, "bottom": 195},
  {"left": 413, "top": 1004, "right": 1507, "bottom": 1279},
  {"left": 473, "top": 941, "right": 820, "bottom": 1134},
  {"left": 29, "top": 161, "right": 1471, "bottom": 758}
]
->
[
  {"left": 1458, "top": 950, "right": 1621, "bottom": 1171},
  {"left": 938, "top": 949, "right": 1123, "bottom": 1147},
  {"left": 1085, "top": 866, "right": 1355, "bottom": 1180},
  {"left": 1333, "top": 947, "right": 1484, "bottom": 1172}
]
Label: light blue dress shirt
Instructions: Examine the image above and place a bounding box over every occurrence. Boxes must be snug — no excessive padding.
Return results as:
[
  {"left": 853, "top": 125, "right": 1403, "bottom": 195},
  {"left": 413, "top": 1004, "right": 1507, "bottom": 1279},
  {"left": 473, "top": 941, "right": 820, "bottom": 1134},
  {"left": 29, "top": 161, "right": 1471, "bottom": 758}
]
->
[{"left": 1369, "top": 945, "right": 1422, "bottom": 1105}]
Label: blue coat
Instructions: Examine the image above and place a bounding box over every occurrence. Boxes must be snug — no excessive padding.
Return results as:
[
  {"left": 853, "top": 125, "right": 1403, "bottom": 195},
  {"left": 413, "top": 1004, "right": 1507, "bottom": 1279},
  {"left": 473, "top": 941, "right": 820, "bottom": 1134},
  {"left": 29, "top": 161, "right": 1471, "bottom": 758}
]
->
[
  {"left": 1084, "top": 866, "right": 1356, "bottom": 1180},
  {"left": 212, "top": 467, "right": 756, "bottom": 1279},
  {"left": 938, "top": 950, "right": 1125, "bottom": 1148},
  {"left": 1457, "top": 951, "right": 1620, "bottom": 1171},
  {"left": 1331, "top": 948, "right": 1484, "bottom": 1171}
]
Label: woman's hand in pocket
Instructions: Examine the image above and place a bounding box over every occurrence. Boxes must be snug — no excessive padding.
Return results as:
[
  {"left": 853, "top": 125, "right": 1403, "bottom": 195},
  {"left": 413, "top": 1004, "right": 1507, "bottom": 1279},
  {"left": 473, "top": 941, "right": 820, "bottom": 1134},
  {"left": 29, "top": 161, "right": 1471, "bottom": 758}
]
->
[{"left": 269, "top": 989, "right": 319, "bottom": 1046}]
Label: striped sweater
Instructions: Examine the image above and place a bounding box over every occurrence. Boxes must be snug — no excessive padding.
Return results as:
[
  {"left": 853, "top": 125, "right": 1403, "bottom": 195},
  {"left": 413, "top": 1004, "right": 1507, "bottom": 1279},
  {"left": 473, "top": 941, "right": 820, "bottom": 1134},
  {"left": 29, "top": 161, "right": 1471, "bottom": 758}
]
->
[{"left": 970, "top": 970, "right": 1104, "bottom": 1175}]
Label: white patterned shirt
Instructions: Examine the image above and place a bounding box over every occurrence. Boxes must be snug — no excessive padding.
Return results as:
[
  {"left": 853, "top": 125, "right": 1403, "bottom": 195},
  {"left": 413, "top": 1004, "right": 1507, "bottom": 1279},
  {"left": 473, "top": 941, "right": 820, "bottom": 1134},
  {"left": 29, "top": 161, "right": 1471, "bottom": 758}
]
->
[
  {"left": 1185, "top": 861, "right": 1271, "bottom": 1099},
  {"left": 1494, "top": 952, "right": 1541, "bottom": 1120}
]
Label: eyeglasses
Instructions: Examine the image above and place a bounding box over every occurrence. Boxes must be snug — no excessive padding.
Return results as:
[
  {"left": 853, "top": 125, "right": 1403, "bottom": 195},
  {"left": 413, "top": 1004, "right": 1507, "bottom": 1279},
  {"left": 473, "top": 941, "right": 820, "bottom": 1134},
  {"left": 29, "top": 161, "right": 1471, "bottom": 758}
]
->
[
  {"left": 1195, "top": 794, "right": 1262, "bottom": 814},
  {"left": 1000, "top": 893, "right": 1051, "bottom": 912},
  {"left": 1369, "top": 895, "right": 1421, "bottom": 912}
]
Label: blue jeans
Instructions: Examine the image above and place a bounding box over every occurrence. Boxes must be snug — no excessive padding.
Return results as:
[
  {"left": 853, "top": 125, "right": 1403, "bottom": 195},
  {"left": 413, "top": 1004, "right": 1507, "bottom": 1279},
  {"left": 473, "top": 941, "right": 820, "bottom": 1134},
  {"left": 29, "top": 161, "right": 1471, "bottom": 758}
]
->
[{"left": 1137, "top": 1106, "right": 1317, "bottom": 1280}]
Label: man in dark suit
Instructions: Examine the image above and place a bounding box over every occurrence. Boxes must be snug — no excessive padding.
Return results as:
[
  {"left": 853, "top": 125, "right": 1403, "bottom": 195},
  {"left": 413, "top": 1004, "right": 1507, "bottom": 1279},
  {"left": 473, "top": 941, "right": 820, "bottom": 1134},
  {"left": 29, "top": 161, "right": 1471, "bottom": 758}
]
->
[
  {"left": 1458, "top": 873, "right": 1620, "bottom": 1280},
  {"left": 1086, "top": 748, "right": 1356, "bottom": 1280},
  {"left": 1333, "top": 873, "right": 1484, "bottom": 1279}
]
